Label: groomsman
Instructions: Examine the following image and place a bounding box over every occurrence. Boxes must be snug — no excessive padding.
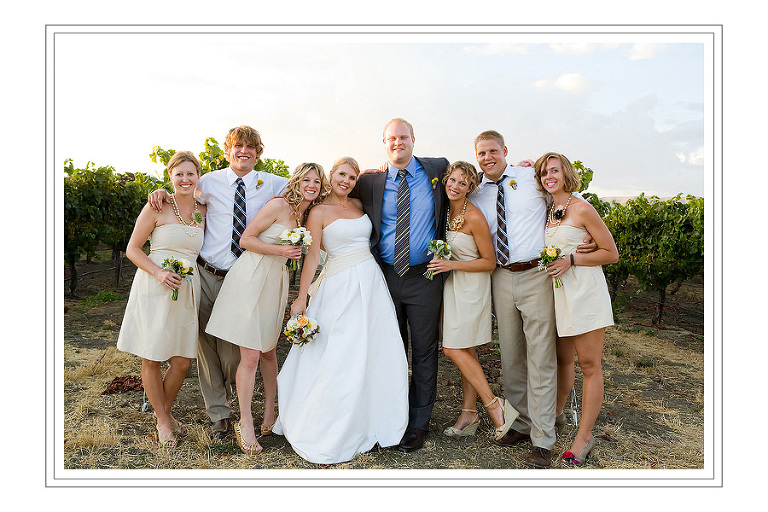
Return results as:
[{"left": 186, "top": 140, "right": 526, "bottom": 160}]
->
[
  {"left": 469, "top": 130, "right": 595, "bottom": 468},
  {"left": 353, "top": 118, "right": 448, "bottom": 452},
  {"left": 149, "top": 125, "right": 287, "bottom": 440}
]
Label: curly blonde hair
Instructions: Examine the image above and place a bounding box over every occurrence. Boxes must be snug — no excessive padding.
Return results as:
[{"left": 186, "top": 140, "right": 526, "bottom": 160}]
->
[
  {"left": 284, "top": 162, "right": 330, "bottom": 224},
  {"left": 442, "top": 161, "right": 480, "bottom": 194}
]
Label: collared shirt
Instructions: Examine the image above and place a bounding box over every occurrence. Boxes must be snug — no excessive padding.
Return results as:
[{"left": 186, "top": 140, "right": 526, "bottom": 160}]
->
[
  {"left": 469, "top": 165, "right": 548, "bottom": 264},
  {"left": 197, "top": 167, "right": 287, "bottom": 270},
  {"left": 378, "top": 157, "right": 436, "bottom": 266}
]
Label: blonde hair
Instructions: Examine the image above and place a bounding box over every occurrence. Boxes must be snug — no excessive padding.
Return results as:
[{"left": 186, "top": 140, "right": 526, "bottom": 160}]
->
[
  {"left": 383, "top": 118, "right": 415, "bottom": 139},
  {"left": 223, "top": 125, "right": 264, "bottom": 157},
  {"left": 442, "top": 161, "right": 480, "bottom": 194},
  {"left": 166, "top": 150, "right": 201, "bottom": 179},
  {"left": 284, "top": 162, "right": 330, "bottom": 224},
  {"left": 473, "top": 130, "right": 505, "bottom": 151},
  {"left": 330, "top": 156, "right": 360, "bottom": 176},
  {"left": 534, "top": 152, "right": 581, "bottom": 193}
]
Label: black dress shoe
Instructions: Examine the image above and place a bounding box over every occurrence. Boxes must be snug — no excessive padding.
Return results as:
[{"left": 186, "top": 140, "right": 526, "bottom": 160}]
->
[
  {"left": 397, "top": 427, "right": 428, "bottom": 453},
  {"left": 212, "top": 418, "right": 230, "bottom": 440},
  {"left": 494, "top": 428, "right": 531, "bottom": 447}
]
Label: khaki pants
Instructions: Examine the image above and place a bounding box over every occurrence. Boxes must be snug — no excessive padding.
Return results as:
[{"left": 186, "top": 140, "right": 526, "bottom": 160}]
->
[
  {"left": 491, "top": 266, "right": 557, "bottom": 450},
  {"left": 197, "top": 268, "right": 241, "bottom": 423}
]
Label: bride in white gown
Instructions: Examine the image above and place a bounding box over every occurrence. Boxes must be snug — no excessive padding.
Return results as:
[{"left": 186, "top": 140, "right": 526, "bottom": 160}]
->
[{"left": 273, "top": 157, "right": 408, "bottom": 464}]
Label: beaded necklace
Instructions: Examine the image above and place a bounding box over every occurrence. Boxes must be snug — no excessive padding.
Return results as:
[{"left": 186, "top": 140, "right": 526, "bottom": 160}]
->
[
  {"left": 446, "top": 198, "right": 467, "bottom": 232},
  {"left": 170, "top": 194, "right": 201, "bottom": 238},
  {"left": 545, "top": 193, "right": 573, "bottom": 237}
]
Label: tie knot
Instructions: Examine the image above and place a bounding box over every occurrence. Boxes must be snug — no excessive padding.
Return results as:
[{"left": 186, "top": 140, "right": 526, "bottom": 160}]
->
[
  {"left": 236, "top": 178, "right": 244, "bottom": 186},
  {"left": 397, "top": 169, "right": 408, "bottom": 179},
  {"left": 494, "top": 176, "right": 507, "bottom": 186}
]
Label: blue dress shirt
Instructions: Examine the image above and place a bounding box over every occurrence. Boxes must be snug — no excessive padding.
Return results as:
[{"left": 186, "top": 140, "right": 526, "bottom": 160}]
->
[{"left": 378, "top": 157, "right": 436, "bottom": 266}]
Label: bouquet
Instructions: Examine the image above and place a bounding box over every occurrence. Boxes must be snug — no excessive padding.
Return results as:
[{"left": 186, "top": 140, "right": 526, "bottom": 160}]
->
[
  {"left": 280, "top": 227, "right": 313, "bottom": 271},
  {"left": 161, "top": 257, "right": 194, "bottom": 300},
  {"left": 537, "top": 245, "right": 563, "bottom": 288},
  {"left": 283, "top": 314, "right": 320, "bottom": 347},
  {"left": 423, "top": 239, "right": 451, "bottom": 280}
]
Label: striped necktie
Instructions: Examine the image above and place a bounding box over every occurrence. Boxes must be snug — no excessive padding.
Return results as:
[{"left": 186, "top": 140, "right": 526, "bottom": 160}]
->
[
  {"left": 231, "top": 177, "right": 246, "bottom": 257},
  {"left": 494, "top": 176, "right": 511, "bottom": 265},
  {"left": 393, "top": 169, "right": 410, "bottom": 277}
]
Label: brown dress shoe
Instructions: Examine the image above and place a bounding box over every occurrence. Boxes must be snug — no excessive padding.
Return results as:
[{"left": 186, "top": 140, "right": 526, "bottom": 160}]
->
[
  {"left": 212, "top": 418, "right": 230, "bottom": 440},
  {"left": 494, "top": 428, "right": 531, "bottom": 447},
  {"left": 527, "top": 446, "right": 552, "bottom": 468}
]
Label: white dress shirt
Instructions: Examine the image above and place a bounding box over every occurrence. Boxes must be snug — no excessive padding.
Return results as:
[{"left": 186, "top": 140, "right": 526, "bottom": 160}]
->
[
  {"left": 469, "top": 165, "right": 548, "bottom": 265},
  {"left": 197, "top": 167, "right": 288, "bottom": 270}
]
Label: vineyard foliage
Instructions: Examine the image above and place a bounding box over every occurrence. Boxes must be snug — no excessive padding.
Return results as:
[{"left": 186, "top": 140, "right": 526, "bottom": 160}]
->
[
  {"left": 64, "top": 160, "right": 160, "bottom": 294},
  {"left": 64, "top": 150, "right": 704, "bottom": 324},
  {"left": 65, "top": 137, "right": 290, "bottom": 295}
]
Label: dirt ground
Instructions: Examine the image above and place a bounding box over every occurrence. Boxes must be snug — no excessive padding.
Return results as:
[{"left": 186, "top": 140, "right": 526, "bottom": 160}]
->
[{"left": 62, "top": 253, "right": 705, "bottom": 471}]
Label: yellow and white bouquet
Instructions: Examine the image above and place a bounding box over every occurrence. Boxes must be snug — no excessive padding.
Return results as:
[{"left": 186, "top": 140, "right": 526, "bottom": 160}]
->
[
  {"left": 280, "top": 227, "right": 313, "bottom": 271},
  {"left": 161, "top": 257, "right": 194, "bottom": 300},
  {"left": 283, "top": 314, "right": 320, "bottom": 347},
  {"left": 424, "top": 239, "right": 451, "bottom": 280},
  {"left": 537, "top": 245, "right": 563, "bottom": 288}
]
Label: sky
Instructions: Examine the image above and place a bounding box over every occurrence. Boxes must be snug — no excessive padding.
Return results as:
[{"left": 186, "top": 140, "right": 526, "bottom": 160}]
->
[{"left": 53, "top": 28, "right": 710, "bottom": 199}]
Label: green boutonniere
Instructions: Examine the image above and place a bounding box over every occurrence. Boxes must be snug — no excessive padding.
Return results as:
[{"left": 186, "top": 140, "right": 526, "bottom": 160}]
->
[
  {"left": 509, "top": 179, "right": 517, "bottom": 190},
  {"left": 431, "top": 177, "right": 438, "bottom": 189}
]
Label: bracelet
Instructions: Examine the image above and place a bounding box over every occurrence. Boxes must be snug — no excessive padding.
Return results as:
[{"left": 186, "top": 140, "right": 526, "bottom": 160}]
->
[{"left": 570, "top": 254, "right": 575, "bottom": 267}]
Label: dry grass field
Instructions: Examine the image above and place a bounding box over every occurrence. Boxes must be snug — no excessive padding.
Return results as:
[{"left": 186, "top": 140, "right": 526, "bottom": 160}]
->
[{"left": 62, "top": 254, "right": 705, "bottom": 472}]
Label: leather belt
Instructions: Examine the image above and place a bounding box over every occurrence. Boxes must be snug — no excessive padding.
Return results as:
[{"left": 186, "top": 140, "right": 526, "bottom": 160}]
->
[
  {"left": 197, "top": 255, "right": 228, "bottom": 277},
  {"left": 498, "top": 259, "right": 539, "bottom": 272}
]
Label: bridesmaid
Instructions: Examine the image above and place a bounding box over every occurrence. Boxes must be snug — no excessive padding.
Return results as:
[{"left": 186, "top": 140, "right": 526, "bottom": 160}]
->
[
  {"left": 205, "top": 163, "right": 328, "bottom": 455},
  {"left": 426, "top": 161, "right": 517, "bottom": 442},
  {"left": 117, "top": 151, "right": 206, "bottom": 447},
  {"left": 535, "top": 152, "right": 618, "bottom": 465}
]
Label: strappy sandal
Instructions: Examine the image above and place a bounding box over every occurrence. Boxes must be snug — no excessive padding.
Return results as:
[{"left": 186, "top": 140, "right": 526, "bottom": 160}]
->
[
  {"left": 485, "top": 396, "right": 519, "bottom": 442},
  {"left": 153, "top": 412, "right": 187, "bottom": 437},
  {"left": 260, "top": 422, "right": 275, "bottom": 436},
  {"left": 443, "top": 409, "right": 480, "bottom": 437},
  {"left": 157, "top": 428, "right": 177, "bottom": 449},
  {"left": 234, "top": 421, "right": 263, "bottom": 455}
]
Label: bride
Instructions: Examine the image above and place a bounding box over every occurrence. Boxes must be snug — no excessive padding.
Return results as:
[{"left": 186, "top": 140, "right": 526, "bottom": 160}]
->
[{"left": 273, "top": 157, "right": 409, "bottom": 465}]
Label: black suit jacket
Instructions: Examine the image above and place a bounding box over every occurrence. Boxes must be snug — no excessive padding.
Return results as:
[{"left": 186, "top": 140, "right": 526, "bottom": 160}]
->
[{"left": 354, "top": 156, "right": 449, "bottom": 263}]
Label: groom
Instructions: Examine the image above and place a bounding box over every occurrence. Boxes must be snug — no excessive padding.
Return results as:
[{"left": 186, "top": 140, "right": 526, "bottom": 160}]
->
[{"left": 354, "top": 118, "right": 448, "bottom": 452}]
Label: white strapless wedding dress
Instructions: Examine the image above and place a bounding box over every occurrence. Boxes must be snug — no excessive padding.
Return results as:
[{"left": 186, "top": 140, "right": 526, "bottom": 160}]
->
[{"left": 273, "top": 214, "right": 409, "bottom": 464}]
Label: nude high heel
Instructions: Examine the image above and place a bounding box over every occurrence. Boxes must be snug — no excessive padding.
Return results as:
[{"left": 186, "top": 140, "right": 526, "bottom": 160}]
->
[{"left": 443, "top": 409, "right": 480, "bottom": 437}]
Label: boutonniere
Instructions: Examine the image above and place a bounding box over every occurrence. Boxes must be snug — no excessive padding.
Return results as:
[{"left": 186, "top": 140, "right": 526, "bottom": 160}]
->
[
  {"left": 431, "top": 177, "right": 438, "bottom": 190},
  {"left": 256, "top": 179, "right": 264, "bottom": 189},
  {"left": 509, "top": 179, "right": 517, "bottom": 190}
]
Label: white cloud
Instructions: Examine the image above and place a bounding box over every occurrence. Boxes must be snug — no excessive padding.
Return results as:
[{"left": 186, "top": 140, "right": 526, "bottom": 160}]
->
[
  {"left": 629, "top": 43, "right": 666, "bottom": 60},
  {"left": 677, "top": 147, "right": 705, "bottom": 165},
  {"left": 549, "top": 43, "right": 597, "bottom": 55},
  {"left": 554, "top": 73, "right": 589, "bottom": 93}
]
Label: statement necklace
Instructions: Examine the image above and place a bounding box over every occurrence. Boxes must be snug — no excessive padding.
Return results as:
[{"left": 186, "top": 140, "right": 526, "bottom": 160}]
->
[
  {"left": 446, "top": 198, "right": 467, "bottom": 231},
  {"left": 170, "top": 194, "right": 202, "bottom": 237},
  {"left": 546, "top": 193, "right": 573, "bottom": 237}
]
